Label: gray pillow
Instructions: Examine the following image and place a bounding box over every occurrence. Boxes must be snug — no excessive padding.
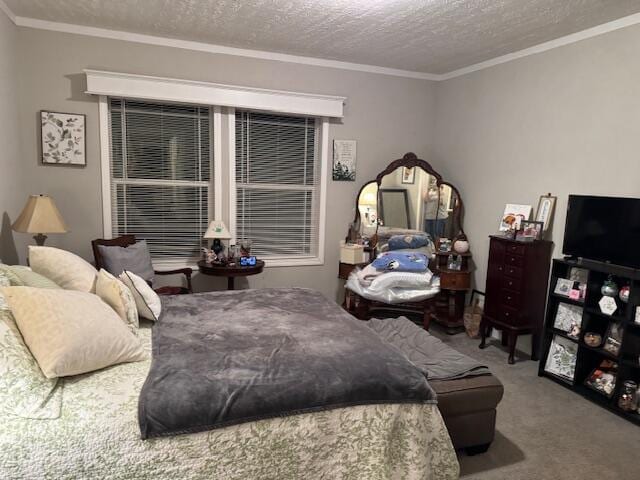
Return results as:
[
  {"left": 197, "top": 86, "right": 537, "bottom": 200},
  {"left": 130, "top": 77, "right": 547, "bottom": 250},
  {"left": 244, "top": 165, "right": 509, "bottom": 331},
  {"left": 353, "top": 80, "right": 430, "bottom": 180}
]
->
[{"left": 97, "top": 240, "right": 155, "bottom": 283}]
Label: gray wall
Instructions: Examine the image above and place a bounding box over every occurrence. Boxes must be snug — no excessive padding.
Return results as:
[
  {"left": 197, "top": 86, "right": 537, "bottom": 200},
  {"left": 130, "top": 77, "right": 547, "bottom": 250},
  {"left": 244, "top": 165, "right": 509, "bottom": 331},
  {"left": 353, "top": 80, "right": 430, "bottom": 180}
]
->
[
  {"left": 0, "top": 11, "right": 21, "bottom": 264},
  {"left": 434, "top": 23, "right": 640, "bottom": 292},
  {"left": 13, "top": 27, "right": 436, "bottom": 299}
]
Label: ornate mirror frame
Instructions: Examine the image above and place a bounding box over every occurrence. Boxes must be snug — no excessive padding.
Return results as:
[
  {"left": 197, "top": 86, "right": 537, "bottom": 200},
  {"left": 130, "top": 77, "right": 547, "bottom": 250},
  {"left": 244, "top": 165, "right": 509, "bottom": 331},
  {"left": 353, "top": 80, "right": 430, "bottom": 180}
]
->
[{"left": 353, "top": 152, "right": 465, "bottom": 244}]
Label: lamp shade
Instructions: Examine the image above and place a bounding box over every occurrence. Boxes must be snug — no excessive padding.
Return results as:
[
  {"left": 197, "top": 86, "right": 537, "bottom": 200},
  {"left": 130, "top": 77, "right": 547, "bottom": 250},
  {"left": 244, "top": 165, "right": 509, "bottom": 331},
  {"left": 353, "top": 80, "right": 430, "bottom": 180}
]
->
[
  {"left": 12, "top": 195, "right": 68, "bottom": 234},
  {"left": 203, "top": 220, "right": 231, "bottom": 240}
]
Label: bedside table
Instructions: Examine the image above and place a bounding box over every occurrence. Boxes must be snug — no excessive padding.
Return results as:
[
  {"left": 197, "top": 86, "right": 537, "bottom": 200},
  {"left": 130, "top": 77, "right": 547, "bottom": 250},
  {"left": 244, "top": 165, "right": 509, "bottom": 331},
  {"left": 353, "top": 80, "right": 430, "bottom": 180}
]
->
[
  {"left": 198, "top": 260, "right": 265, "bottom": 290},
  {"left": 432, "top": 251, "right": 473, "bottom": 333}
]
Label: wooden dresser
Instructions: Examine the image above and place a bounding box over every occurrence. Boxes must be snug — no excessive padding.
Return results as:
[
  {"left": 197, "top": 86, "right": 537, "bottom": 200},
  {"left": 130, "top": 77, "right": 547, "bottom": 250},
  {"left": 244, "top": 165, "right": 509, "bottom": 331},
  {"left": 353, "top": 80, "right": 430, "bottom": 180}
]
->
[{"left": 480, "top": 235, "right": 553, "bottom": 364}]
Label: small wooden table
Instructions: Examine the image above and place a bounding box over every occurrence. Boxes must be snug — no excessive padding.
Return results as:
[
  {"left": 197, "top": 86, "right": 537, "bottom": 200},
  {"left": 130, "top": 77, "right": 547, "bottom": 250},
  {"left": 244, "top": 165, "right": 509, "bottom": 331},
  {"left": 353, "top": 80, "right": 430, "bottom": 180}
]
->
[{"left": 197, "top": 260, "right": 265, "bottom": 290}]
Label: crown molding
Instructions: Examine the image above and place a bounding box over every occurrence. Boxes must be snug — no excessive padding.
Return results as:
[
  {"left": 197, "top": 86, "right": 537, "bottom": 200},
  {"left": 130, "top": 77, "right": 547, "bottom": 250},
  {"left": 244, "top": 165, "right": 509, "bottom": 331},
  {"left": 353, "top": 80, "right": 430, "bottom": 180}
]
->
[
  {"left": 439, "top": 11, "right": 640, "bottom": 80},
  {"left": 0, "top": 0, "right": 16, "bottom": 23},
  {"left": 13, "top": 16, "right": 439, "bottom": 81},
  {"left": 3, "top": 3, "right": 640, "bottom": 82}
]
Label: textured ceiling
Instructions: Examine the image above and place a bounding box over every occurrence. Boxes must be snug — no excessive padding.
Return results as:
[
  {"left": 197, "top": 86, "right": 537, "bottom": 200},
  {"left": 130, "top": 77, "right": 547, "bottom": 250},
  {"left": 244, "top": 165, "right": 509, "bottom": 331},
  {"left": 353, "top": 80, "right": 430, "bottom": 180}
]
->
[{"left": 5, "top": 0, "right": 640, "bottom": 74}]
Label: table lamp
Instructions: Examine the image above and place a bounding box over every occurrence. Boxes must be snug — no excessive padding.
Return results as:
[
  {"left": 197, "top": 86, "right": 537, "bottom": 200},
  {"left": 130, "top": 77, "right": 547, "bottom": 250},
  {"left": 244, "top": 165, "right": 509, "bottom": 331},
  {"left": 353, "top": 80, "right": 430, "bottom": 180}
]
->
[
  {"left": 204, "top": 220, "right": 231, "bottom": 257},
  {"left": 12, "top": 194, "right": 68, "bottom": 246}
]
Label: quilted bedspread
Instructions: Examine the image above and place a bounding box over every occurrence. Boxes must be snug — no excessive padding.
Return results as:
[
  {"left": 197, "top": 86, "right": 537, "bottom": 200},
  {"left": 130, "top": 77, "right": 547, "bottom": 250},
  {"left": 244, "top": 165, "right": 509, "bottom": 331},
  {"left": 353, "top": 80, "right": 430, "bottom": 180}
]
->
[{"left": 0, "top": 325, "right": 459, "bottom": 480}]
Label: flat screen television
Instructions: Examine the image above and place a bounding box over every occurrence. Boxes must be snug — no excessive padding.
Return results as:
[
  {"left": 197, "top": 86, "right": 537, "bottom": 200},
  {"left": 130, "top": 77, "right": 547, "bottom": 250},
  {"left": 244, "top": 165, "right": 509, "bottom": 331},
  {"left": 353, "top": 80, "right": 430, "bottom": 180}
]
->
[{"left": 563, "top": 195, "right": 640, "bottom": 268}]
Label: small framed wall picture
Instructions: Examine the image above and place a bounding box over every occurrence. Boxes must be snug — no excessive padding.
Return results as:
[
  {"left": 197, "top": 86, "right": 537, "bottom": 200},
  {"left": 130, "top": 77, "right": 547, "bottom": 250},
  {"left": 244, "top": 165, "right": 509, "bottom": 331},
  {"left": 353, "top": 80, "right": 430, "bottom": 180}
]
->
[
  {"left": 401, "top": 166, "right": 415, "bottom": 184},
  {"left": 41, "top": 111, "right": 86, "bottom": 166},
  {"left": 515, "top": 220, "right": 544, "bottom": 242},
  {"left": 332, "top": 139, "right": 356, "bottom": 181},
  {"left": 535, "top": 194, "right": 557, "bottom": 233}
]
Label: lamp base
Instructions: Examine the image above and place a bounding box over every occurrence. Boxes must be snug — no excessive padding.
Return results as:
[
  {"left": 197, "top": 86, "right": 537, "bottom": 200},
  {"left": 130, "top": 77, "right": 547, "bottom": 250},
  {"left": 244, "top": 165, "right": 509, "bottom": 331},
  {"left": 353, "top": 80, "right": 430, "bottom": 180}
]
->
[
  {"left": 33, "top": 234, "right": 47, "bottom": 246},
  {"left": 212, "top": 238, "right": 224, "bottom": 256}
]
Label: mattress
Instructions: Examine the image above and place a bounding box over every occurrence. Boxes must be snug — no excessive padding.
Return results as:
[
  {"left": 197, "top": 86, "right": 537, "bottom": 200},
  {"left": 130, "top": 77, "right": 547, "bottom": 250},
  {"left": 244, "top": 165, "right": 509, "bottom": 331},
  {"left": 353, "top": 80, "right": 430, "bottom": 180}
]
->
[{"left": 0, "top": 322, "right": 459, "bottom": 480}]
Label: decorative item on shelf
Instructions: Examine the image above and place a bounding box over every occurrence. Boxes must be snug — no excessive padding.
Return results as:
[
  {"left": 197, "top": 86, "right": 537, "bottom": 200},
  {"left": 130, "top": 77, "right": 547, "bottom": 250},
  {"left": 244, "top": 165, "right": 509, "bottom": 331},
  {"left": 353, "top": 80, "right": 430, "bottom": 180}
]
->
[
  {"left": 453, "top": 234, "right": 469, "bottom": 254},
  {"left": 619, "top": 285, "right": 630, "bottom": 303},
  {"left": 599, "top": 296, "right": 617, "bottom": 316},
  {"left": 40, "top": 111, "right": 86, "bottom": 166},
  {"left": 544, "top": 334, "right": 578, "bottom": 381},
  {"left": 534, "top": 194, "right": 557, "bottom": 238},
  {"left": 618, "top": 380, "right": 638, "bottom": 412},
  {"left": 554, "top": 278, "right": 574, "bottom": 297},
  {"left": 201, "top": 247, "right": 217, "bottom": 264},
  {"left": 227, "top": 245, "right": 237, "bottom": 265},
  {"left": 601, "top": 276, "right": 619, "bottom": 297},
  {"left": 569, "top": 267, "right": 589, "bottom": 284},
  {"left": 437, "top": 238, "right": 452, "bottom": 252},
  {"left": 515, "top": 221, "right": 544, "bottom": 242},
  {"left": 239, "top": 238, "right": 253, "bottom": 257},
  {"left": 553, "top": 303, "right": 583, "bottom": 339},
  {"left": 583, "top": 332, "right": 603, "bottom": 348},
  {"left": 332, "top": 139, "right": 357, "bottom": 181},
  {"left": 585, "top": 360, "right": 618, "bottom": 397},
  {"left": 499, "top": 203, "right": 532, "bottom": 232},
  {"left": 12, "top": 194, "right": 69, "bottom": 246},
  {"left": 240, "top": 255, "right": 257, "bottom": 267},
  {"left": 204, "top": 220, "right": 231, "bottom": 261},
  {"left": 603, "top": 322, "right": 624, "bottom": 356}
]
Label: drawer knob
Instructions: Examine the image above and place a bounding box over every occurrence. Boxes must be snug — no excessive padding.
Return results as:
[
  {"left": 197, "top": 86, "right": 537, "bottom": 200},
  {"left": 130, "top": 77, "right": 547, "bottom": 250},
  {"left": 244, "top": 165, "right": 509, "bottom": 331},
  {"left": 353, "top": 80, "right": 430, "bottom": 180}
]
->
[
  {"left": 507, "top": 296, "right": 512, "bottom": 301},
  {"left": 508, "top": 281, "right": 513, "bottom": 286},
  {"left": 505, "top": 311, "right": 510, "bottom": 316},
  {"left": 498, "top": 267, "right": 503, "bottom": 271}
]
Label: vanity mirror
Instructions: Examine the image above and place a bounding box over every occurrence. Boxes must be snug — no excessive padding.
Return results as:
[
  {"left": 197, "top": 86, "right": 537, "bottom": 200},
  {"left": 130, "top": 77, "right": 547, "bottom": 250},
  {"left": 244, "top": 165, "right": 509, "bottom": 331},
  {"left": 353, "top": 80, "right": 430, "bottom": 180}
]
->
[
  {"left": 345, "top": 152, "right": 470, "bottom": 332},
  {"left": 354, "top": 152, "right": 464, "bottom": 247}
]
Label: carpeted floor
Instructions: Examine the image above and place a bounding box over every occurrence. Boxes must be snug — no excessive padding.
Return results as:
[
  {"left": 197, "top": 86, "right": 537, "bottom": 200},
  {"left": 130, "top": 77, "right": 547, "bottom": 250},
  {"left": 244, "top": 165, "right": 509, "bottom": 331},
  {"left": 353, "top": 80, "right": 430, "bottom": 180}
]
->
[{"left": 430, "top": 326, "right": 640, "bottom": 480}]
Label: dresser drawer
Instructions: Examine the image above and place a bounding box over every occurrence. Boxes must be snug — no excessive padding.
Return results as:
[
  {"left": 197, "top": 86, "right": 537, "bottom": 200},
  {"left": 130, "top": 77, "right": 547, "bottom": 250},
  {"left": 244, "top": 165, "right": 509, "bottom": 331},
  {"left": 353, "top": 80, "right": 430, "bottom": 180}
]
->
[
  {"left": 505, "top": 243, "right": 526, "bottom": 256},
  {"left": 504, "top": 254, "right": 525, "bottom": 268},
  {"left": 499, "top": 305, "right": 519, "bottom": 325},
  {"left": 502, "top": 275, "right": 522, "bottom": 292},
  {"left": 489, "top": 238, "right": 506, "bottom": 264},
  {"left": 504, "top": 265, "right": 523, "bottom": 279},
  {"left": 440, "top": 271, "right": 471, "bottom": 290},
  {"left": 501, "top": 289, "right": 522, "bottom": 308}
]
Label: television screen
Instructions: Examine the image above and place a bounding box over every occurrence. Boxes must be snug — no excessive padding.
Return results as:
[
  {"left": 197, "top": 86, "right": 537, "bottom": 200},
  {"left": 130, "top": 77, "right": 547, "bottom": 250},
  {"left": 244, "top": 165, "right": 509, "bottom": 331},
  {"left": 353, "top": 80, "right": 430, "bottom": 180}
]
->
[{"left": 563, "top": 195, "right": 640, "bottom": 268}]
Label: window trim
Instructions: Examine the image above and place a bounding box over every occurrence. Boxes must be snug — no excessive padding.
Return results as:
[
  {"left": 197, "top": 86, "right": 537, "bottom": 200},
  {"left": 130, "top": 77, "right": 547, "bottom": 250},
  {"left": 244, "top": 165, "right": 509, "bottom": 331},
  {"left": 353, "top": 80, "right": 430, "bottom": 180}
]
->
[
  {"left": 227, "top": 109, "right": 328, "bottom": 268},
  {"left": 98, "top": 94, "right": 329, "bottom": 269},
  {"left": 98, "top": 95, "right": 223, "bottom": 268}
]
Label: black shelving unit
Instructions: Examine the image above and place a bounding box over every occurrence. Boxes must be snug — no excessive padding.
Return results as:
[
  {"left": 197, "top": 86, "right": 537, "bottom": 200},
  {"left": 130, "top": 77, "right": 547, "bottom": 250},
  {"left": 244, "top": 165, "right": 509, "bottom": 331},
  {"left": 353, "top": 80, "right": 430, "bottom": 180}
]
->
[{"left": 539, "top": 258, "right": 640, "bottom": 426}]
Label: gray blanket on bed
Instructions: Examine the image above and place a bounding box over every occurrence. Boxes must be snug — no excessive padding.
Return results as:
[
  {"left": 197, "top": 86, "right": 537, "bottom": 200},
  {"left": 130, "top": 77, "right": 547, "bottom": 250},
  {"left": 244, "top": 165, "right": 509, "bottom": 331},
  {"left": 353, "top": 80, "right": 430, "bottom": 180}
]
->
[
  {"left": 367, "top": 317, "right": 490, "bottom": 380},
  {"left": 138, "top": 289, "right": 435, "bottom": 439}
]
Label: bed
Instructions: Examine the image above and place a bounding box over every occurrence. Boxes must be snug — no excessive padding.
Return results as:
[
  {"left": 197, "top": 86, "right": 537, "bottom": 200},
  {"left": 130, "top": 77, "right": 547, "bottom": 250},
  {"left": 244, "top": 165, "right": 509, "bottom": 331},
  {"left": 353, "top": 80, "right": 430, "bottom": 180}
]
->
[{"left": 0, "top": 289, "right": 459, "bottom": 480}]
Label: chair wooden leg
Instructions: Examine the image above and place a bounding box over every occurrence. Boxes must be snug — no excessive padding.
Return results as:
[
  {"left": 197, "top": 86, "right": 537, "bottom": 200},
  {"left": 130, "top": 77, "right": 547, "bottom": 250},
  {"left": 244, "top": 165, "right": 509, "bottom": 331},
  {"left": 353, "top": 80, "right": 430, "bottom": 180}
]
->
[{"left": 479, "top": 318, "right": 488, "bottom": 349}]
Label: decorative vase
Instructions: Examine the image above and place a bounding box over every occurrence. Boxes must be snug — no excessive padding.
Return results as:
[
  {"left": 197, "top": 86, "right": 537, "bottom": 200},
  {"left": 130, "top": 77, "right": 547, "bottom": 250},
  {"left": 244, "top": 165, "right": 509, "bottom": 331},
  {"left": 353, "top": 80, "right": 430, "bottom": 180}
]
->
[
  {"left": 619, "top": 285, "right": 630, "bottom": 303},
  {"left": 453, "top": 239, "right": 470, "bottom": 254},
  {"left": 601, "top": 277, "right": 619, "bottom": 297},
  {"left": 453, "top": 234, "right": 470, "bottom": 254}
]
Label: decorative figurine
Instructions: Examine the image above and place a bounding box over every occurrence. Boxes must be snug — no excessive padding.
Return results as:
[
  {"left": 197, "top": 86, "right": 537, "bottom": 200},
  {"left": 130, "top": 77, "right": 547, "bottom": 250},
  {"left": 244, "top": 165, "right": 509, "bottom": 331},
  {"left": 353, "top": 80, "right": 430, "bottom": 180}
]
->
[
  {"left": 619, "top": 285, "right": 630, "bottom": 303},
  {"left": 601, "top": 276, "right": 619, "bottom": 297}
]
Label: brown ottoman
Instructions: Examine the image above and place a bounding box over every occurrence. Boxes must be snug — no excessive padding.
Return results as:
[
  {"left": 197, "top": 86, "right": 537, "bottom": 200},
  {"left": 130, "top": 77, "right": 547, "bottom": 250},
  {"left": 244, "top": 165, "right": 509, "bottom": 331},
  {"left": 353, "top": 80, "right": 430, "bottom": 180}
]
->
[{"left": 430, "top": 374, "right": 504, "bottom": 455}]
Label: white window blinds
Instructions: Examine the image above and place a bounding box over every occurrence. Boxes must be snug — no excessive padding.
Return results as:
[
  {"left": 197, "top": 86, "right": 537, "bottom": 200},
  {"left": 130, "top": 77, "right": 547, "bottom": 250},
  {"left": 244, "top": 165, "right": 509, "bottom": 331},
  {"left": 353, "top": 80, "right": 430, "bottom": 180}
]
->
[
  {"left": 235, "top": 111, "right": 320, "bottom": 259},
  {"left": 109, "top": 98, "right": 212, "bottom": 261}
]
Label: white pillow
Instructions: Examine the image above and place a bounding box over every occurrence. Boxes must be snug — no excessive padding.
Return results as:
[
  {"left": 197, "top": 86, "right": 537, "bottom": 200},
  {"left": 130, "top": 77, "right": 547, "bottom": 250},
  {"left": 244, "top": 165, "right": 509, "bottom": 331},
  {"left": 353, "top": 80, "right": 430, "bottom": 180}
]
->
[
  {"left": 119, "top": 271, "right": 161, "bottom": 321},
  {"left": 95, "top": 269, "right": 139, "bottom": 332},
  {"left": 28, "top": 246, "right": 97, "bottom": 293},
  {"left": 1, "top": 287, "right": 146, "bottom": 378}
]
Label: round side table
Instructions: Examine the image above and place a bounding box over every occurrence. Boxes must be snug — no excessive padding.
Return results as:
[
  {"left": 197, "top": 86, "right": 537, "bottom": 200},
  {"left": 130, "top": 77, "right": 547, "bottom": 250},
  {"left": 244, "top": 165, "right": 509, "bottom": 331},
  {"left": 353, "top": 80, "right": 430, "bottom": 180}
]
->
[{"left": 197, "top": 260, "right": 265, "bottom": 290}]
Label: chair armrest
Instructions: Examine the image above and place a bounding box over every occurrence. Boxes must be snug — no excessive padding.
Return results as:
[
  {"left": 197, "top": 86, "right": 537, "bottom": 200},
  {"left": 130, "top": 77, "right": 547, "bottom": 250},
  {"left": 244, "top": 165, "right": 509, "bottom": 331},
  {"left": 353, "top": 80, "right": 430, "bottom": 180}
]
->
[
  {"left": 154, "top": 268, "right": 193, "bottom": 293},
  {"left": 154, "top": 268, "right": 193, "bottom": 276}
]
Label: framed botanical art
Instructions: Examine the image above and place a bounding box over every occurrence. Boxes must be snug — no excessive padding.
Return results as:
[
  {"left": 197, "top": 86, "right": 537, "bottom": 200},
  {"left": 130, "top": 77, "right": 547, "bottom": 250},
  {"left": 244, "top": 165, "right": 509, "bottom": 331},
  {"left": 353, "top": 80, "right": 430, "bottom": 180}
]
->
[
  {"left": 332, "top": 139, "right": 356, "bottom": 181},
  {"left": 401, "top": 166, "right": 415, "bottom": 184},
  {"left": 41, "top": 111, "right": 86, "bottom": 166}
]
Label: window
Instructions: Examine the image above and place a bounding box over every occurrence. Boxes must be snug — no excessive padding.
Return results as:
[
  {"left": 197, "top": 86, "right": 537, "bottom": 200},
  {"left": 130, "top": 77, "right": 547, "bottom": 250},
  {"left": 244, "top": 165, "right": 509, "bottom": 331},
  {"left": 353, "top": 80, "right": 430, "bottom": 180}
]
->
[
  {"left": 234, "top": 111, "right": 322, "bottom": 261},
  {"left": 109, "top": 98, "right": 212, "bottom": 262}
]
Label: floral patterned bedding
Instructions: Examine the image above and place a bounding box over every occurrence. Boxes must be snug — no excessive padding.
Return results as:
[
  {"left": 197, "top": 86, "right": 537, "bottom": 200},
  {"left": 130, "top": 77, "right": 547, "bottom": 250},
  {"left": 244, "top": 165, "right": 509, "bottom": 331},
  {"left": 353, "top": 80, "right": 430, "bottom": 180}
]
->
[{"left": 0, "top": 324, "right": 459, "bottom": 480}]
